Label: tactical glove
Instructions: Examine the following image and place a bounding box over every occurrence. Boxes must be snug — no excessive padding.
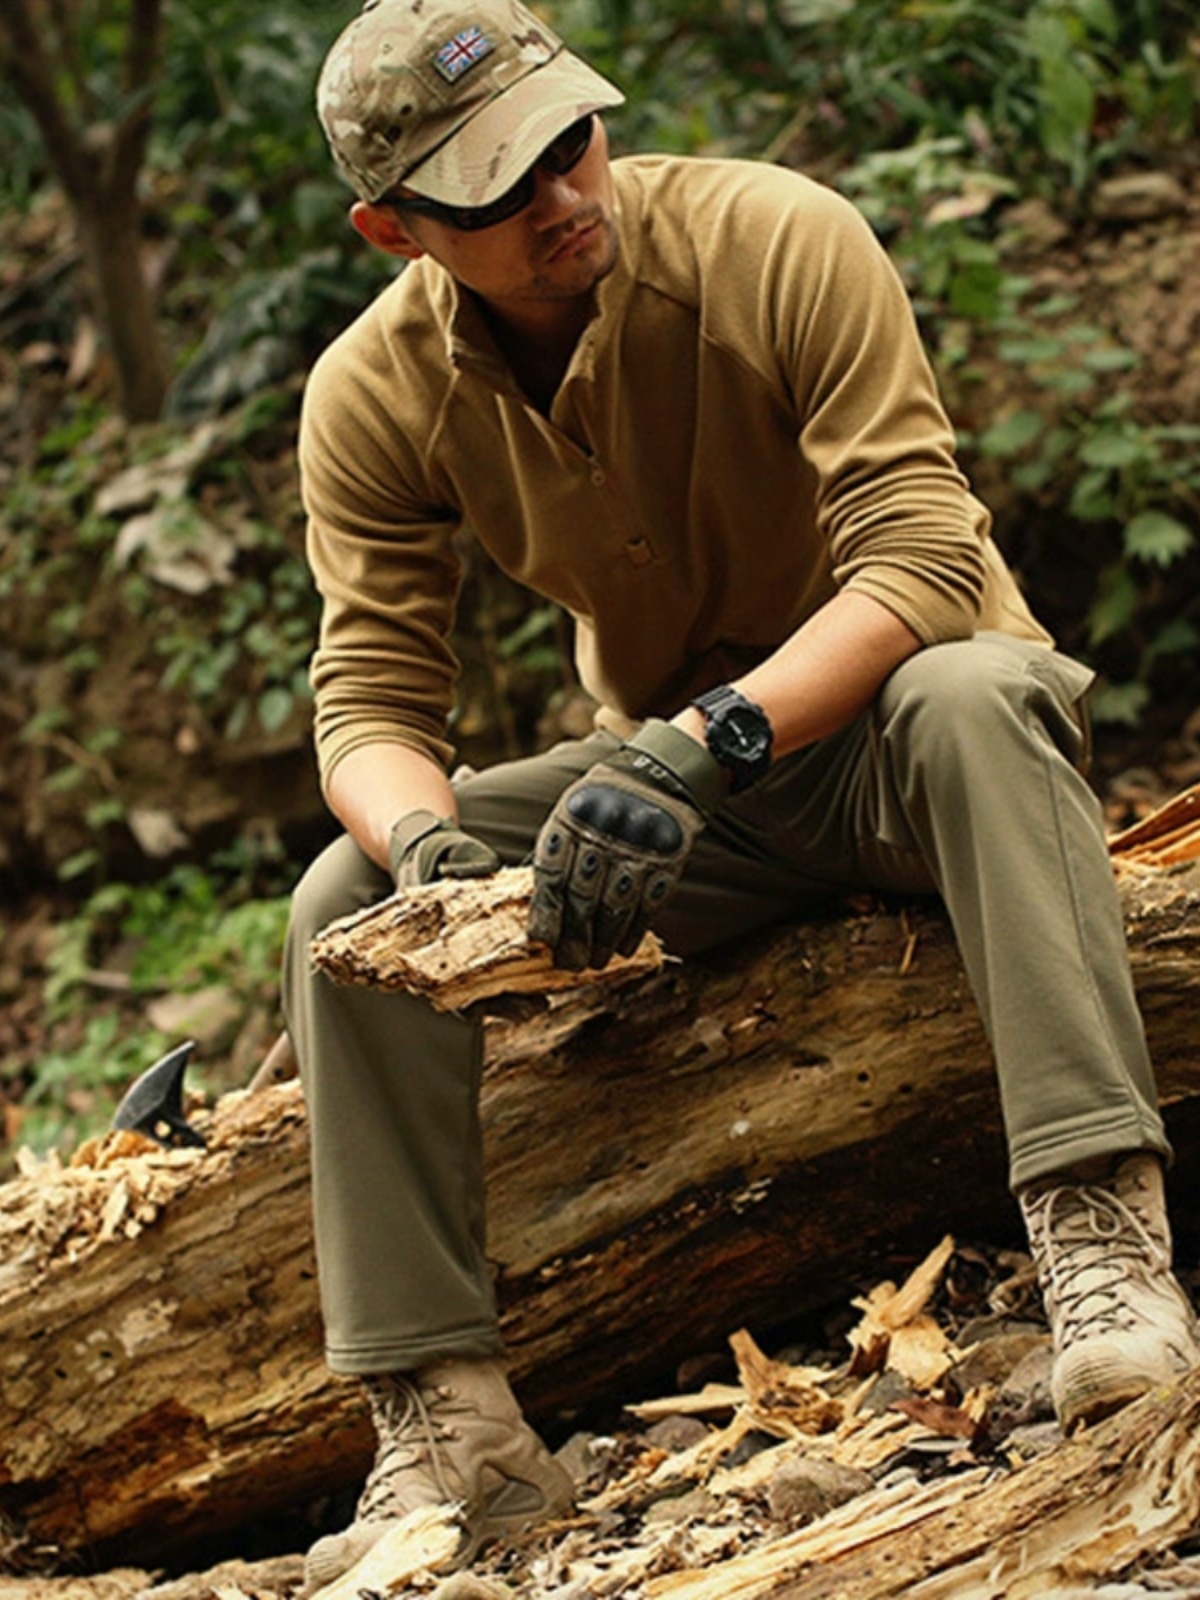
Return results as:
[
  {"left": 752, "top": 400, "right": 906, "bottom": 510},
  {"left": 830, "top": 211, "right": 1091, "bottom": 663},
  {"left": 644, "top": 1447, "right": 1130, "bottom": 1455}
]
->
[
  {"left": 389, "top": 809, "right": 500, "bottom": 890},
  {"left": 529, "top": 720, "right": 725, "bottom": 971}
]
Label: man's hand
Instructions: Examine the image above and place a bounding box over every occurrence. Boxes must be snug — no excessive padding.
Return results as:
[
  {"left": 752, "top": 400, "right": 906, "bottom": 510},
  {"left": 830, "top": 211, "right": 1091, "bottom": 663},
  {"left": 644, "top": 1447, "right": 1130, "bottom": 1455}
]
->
[
  {"left": 389, "top": 809, "right": 500, "bottom": 889},
  {"left": 529, "top": 721, "right": 726, "bottom": 970}
]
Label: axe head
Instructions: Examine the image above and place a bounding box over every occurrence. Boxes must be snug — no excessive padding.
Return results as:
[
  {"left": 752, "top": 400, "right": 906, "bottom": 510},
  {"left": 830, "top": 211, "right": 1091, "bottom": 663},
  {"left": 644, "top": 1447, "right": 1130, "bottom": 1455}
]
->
[{"left": 112, "top": 1039, "right": 207, "bottom": 1149}]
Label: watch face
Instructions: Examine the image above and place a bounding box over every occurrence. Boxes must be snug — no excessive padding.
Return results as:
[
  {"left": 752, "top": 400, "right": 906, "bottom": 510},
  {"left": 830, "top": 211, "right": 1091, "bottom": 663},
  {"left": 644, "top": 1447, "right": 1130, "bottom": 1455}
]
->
[
  {"left": 721, "top": 704, "right": 772, "bottom": 761},
  {"left": 694, "top": 688, "right": 773, "bottom": 793}
]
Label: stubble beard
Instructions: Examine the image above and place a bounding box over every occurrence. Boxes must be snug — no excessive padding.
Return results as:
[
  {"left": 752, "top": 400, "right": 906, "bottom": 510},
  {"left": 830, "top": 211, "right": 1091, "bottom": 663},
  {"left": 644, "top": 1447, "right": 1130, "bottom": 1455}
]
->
[{"left": 527, "top": 208, "right": 620, "bottom": 301}]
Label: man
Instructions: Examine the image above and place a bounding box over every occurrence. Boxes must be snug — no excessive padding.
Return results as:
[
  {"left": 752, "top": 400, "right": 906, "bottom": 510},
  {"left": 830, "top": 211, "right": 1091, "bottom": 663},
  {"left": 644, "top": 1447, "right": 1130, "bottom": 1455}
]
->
[{"left": 286, "top": 0, "right": 1200, "bottom": 1587}]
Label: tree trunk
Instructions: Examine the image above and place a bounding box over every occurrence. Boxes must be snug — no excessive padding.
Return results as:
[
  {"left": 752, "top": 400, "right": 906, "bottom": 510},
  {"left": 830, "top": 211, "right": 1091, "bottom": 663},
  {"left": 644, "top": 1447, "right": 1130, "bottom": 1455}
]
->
[
  {"left": 2, "top": 860, "right": 1200, "bottom": 1569},
  {"left": 75, "top": 189, "right": 169, "bottom": 423},
  {"left": 0, "top": 0, "right": 168, "bottom": 423}
]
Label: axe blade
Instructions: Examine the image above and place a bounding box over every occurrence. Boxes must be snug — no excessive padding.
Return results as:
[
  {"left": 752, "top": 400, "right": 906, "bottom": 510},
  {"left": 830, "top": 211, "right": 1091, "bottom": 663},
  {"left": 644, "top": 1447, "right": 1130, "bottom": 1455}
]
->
[{"left": 112, "top": 1039, "right": 207, "bottom": 1149}]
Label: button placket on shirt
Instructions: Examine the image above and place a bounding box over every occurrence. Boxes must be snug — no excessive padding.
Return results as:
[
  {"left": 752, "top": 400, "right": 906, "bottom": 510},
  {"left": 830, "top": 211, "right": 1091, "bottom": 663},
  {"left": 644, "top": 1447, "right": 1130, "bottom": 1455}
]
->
[
  {"left": 555, "top": 426, "right": 655, "bottom": 571},
  {"left": 584, "top": 452, "right": 654, "bottom": 567},
  {"left": 548, "top": 344, "right": 656, "bottom": 570}
]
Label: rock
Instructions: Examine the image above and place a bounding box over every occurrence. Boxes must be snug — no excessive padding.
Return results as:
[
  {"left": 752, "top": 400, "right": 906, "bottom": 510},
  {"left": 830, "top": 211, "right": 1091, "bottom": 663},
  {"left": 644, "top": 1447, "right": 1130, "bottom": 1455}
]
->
[
  {"left": 555, "top": 1430, "right": 619, "bottom": 1488},
  {"left": 114, "top": 507, "right": 239, "bottom": 595},
  {"left": 145, "top": 984, "right": 245, "bottom": 1054},
  {"left": 643, "top": 1486, "right": 717, "bottom": 1526},
  {"left": 126, "top": 806, "right": 191, "bottom": 859},
  {"left": 949, "top": 1324, "right": 1049, "bottom": 1394},
  {"left": 430, "top": 1573, "right": 516, "bottom": 1600},
  {"left": 1002, "top": 1418, "right": 1063, "bottom": 1461},
  {"left": 721, "top": 1427, "right": 780, "bottom": 1469},
  {"left": 643, "top": 1415, "right": 712, "bottom": 1454},
  {"left": 858, "top": 1369, "right": 918, "bottom": 1415},
  {"left": 767, "top": 1455, "right": 875, "bottom": 1529},
  {"left": 1092, "top": 171, "right": 1187, "bottom": 223},
  {"left": 995, "top": 1342, "right": 1057, "bottom": 1427}
]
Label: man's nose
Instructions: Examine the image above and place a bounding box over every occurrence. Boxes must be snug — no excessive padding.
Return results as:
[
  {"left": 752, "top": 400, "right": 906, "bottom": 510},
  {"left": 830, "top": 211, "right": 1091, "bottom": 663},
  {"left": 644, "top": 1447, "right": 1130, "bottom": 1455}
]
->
[{"left": 527, "top": 163, "right": 583, "bottom": 226}]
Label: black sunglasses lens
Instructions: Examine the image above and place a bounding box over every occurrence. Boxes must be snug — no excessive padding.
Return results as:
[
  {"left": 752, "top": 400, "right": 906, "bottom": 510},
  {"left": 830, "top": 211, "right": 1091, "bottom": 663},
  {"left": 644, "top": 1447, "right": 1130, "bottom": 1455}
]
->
[
  {"left": 542, "top": 115, "right": 594, "bottom": 174},
  {"left": 452, "top": 172, "right": 535, "bottom": 230}
]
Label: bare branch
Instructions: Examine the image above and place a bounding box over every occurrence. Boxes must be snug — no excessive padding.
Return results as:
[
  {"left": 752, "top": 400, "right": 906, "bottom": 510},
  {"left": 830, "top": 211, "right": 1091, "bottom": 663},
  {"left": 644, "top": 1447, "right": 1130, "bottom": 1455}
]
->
[
  {"left": 108, "top": 0, "right": 164, "bottom": 194},
  {"left": 0, "top": 0, "right": 95, "bottom": 201},
  {"left": 43, "top": 0, "right": 90, "bottom": 115}
]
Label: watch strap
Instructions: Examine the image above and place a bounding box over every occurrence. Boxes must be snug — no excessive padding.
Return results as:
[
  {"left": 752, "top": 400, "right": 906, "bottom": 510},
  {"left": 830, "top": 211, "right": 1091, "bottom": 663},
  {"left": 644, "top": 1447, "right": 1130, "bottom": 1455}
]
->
[{"left": 689, "top": 684, "right": 774, "bottom": 794}]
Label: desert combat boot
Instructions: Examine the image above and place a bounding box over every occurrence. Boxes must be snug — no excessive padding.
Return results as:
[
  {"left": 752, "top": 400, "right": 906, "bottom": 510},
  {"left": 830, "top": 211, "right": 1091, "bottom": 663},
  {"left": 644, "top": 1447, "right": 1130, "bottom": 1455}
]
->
[
  {"left": 1020, "top": 1150, "right": 1200, "bottom": 1432},
  {"left": 303, "top": 1357, "right": 574, "bottom": 1593}
]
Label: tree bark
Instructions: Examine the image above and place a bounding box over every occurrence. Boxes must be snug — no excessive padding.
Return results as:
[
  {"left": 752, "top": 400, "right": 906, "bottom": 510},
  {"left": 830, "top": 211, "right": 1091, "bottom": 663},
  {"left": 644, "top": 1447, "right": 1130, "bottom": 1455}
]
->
[
  {"left": 74, "top": 188, "right": 169, "bottom": 422},
  {"left": 0, "top": 0, "right": 168, "bottom": 421},
  {"left": 2, "top": 860, "right": 1200, "bottom": 1569}
]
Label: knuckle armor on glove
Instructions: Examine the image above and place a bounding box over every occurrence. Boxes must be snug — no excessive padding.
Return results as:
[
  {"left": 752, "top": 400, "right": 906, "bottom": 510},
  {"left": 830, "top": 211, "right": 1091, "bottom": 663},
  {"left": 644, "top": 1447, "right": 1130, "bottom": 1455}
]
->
[
  {"left": 529, "top": 720, "right": 724, "bottom": 971},
  {"left": 389, "top": 809, "right": 500, "bottom": 889}
]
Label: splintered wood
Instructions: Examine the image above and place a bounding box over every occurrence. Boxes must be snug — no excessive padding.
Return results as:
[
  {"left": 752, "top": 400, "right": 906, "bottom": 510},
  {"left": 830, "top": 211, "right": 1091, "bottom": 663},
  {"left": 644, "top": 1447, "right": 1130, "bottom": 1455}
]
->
[
  {"left": 585, "top": 1272, "right": 1200, "bottom": 1600},
  {"left": 307, "top": 1504, "right": 463, "bottom": 1599},
  {"left": 551, "top": 1235, "right": 1200, "bottom": 1599},
  {"left": 846, "top": 1233, "right": 957, "bottom": 1385},
  {"left": 1109, "top": 779, "right": 1200, "bottom": 870},
  {"left": 309, "top": 864, "right": 664, "bottom": 1009},
  {"left": 0, "top": 1130, "right": 203, "bottom": 1290}
]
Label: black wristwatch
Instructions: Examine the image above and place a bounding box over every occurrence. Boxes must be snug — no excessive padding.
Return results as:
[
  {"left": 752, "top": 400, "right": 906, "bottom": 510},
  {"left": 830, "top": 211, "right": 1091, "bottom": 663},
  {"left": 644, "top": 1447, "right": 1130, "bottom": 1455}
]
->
[{"left": 690, "top": 684, "right": 774, "bottom": 794}]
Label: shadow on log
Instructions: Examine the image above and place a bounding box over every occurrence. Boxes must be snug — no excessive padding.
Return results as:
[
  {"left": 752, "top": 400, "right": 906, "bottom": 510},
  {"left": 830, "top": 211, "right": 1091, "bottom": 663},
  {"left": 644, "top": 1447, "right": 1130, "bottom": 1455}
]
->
[{"left": 2, "top": 837, "right": 1200, "bottom": 1569}]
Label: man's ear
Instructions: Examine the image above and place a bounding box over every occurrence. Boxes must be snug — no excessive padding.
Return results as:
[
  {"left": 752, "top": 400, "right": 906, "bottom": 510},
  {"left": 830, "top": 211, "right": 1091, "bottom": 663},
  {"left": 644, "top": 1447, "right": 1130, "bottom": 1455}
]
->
[{"left": 350, "top": 200, "right": 426, "bottom": 261}]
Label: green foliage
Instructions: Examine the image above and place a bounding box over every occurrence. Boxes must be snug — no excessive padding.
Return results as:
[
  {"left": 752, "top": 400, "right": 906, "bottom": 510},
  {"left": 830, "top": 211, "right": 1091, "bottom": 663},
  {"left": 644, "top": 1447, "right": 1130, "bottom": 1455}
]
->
[
  {"left": 17, "top": 1015, "right": 175, "bottom": 1159},
  {"left": 145, "top": 514, "right": 318, "bottom": 744},
  {"left": 839, "top": 139, "right": 1012, "bottom": 319},
  {"left": 149, "top": 0, "right": 392, "bottom": 390},
  {"left": 571, "top": 0, "right": 1196, "bottom": 188},
  {"left": 18, "top": 864, "right": 293, "bottom": 1158},
  {"left": 0, "top": 387, "right": 321, "bottom": 892},
  {"left": 57, "top": 870, "right": 290, "bottom": 1001},
  {"left": 969, "top": 289, "right": 1200, "bottom": 715}
]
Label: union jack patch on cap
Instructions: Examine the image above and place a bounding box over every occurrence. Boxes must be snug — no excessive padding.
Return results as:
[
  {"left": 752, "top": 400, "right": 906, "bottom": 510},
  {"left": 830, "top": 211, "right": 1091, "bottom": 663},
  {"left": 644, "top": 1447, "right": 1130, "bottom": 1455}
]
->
[{"left": 433, "top": 26, "right": 495, "bottom": 83}]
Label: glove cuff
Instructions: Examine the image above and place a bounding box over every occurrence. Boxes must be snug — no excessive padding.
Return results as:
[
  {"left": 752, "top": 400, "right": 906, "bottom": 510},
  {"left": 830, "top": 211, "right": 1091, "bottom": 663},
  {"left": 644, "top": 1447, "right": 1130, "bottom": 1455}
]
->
[
  {"left": 388, "top": 809, "right": 453, "bottom": 881},
  {"left": 624, "top": 719, "right": 727, "bottom": 815}
]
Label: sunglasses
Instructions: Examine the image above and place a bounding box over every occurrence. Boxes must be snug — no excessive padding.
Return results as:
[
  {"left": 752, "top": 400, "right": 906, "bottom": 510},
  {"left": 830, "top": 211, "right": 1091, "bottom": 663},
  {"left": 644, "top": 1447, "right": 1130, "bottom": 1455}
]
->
[{"left": 389, "top": 114, "right": 596, "bottom": 233}]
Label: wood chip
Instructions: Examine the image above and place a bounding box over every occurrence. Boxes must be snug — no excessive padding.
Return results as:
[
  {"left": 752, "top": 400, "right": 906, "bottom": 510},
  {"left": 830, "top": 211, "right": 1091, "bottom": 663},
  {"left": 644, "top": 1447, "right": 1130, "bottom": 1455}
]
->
[
  {"left": 642, "top": 1469, "right": 991, "bottom": 1598},
  {"left": 848, "top": 1235, "right": 955, "bottom": 1375},
  {"left": 626, "top": 1383, "right": 747, "bottom": 1421},
  {"left": 730, "top": 1328, "right": 843, "bottom": 1437},
  {"left": 887, "top": 1315, "right": 953, "bottom": 1389},
  {"left": 1109, "top": 780, "right": 1200, "bottom": 860},
  {"left": 307, "top": 1504, "right": 464, "bottom": 1599}
]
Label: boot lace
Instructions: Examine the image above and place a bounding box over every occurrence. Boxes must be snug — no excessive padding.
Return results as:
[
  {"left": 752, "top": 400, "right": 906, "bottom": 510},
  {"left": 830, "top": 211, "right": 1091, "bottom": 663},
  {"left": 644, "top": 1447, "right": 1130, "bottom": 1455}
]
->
[
  {"left": 358, "top": 1374, "right": 459, "bottom": 1520},
  {"left": 1025, "top": 1180, "right": 1169, "bottom": 1347}
]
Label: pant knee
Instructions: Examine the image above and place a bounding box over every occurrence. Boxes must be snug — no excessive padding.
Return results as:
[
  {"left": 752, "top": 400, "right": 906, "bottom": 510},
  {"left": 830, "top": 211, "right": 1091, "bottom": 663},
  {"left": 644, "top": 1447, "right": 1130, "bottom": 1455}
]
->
[
  {"left": 879, "top": 637, "right": 1090, "bottom": 776},
  {"left": 288, "top": 832, "right": 389, "bottom": 946}
]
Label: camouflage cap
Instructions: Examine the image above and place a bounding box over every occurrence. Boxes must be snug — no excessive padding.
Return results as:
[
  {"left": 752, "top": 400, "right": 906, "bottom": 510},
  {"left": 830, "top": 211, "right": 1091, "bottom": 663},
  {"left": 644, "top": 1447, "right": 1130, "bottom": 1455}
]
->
[{"left": 317, "top": 0, "right": 625, "bottom": 207}]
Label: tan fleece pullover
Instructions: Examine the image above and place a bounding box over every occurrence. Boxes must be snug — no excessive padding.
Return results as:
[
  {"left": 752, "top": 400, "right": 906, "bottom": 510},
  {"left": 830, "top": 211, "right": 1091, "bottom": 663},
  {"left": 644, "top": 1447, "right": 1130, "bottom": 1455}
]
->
[{"left": 300, "top": 154, "right": 1048, "bottom": 784}]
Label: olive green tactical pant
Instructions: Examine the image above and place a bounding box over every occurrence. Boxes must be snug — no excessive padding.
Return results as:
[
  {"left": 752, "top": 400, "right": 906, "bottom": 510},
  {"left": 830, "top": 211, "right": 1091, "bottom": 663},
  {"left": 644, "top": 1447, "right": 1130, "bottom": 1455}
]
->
[{"left": 282, "top": 635, "right": 1169, "bottom": 1375}]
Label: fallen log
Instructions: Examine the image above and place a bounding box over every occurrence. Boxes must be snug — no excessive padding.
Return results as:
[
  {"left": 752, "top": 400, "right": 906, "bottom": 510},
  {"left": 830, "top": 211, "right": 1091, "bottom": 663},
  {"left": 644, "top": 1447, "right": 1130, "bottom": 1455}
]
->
[{"left": 3, "top": 824, "right": 1200, "bottom": 1570}]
